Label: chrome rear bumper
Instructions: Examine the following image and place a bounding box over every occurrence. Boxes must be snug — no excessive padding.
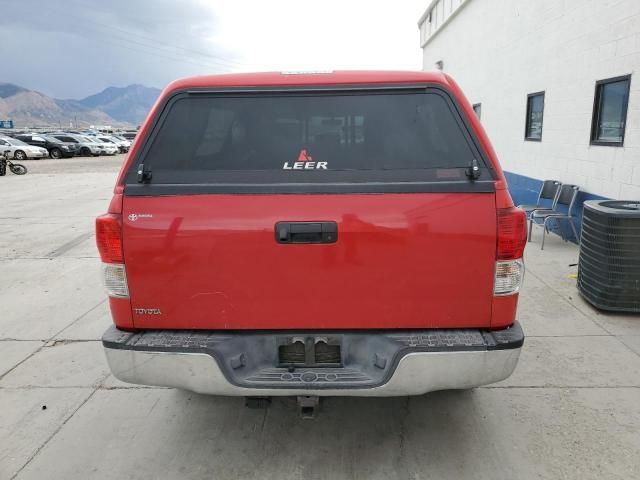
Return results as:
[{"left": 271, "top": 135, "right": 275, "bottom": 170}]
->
[{"left": 102, "top": 323, "right": 523, "bottom": 397}]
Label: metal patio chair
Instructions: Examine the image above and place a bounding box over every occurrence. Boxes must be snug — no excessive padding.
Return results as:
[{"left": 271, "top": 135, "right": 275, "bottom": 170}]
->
[
  {"left": 518, "top": 180, "right": 562, "bottom": 218},
  {"left": 529, "top": 184, "right": 580, "bottom": 250}
]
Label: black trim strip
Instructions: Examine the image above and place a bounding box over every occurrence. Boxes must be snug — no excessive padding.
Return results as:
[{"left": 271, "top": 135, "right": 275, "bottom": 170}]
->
[
  {"left": 185, "top": 84, "right": 434, "bottom": 94},
  {"left": 125, "top": 180, "right": 496, "bottom": 196},
  {"left": 103, "top": 324, "right": 524, "bottom": 353}
]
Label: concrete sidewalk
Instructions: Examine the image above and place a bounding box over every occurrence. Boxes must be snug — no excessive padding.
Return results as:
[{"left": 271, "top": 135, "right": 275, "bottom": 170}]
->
[{"left": 1, "top": 157, "right": 639, "bottom": 480}]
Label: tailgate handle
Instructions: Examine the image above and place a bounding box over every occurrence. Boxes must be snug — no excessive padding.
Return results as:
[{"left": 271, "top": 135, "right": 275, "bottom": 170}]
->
[{"left": 275, "top": 222, "right": 337, "bottom": 244}]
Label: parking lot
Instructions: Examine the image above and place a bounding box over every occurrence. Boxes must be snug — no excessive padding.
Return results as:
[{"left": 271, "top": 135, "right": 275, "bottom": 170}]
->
[{"left": 1, "top": 155, "right": 639, "bottom": 480}]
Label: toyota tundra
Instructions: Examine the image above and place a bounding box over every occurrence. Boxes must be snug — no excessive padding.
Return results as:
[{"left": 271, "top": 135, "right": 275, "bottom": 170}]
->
[{"left": 98, "top": 71, "right": 526, "bottom": 406}]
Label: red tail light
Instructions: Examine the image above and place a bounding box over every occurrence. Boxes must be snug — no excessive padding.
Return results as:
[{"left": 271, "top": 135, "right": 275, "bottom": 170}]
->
[
  {"left": 96, "top": 214, "right": 123, "bottom": 263},
  {"left": 497, "top": 207, "right": 527, "bottom": 260}
]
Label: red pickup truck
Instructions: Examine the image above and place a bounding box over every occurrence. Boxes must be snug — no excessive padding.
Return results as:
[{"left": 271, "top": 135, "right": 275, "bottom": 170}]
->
[{"left": 98, "top": 71, "right": 526, "bottom": 405}]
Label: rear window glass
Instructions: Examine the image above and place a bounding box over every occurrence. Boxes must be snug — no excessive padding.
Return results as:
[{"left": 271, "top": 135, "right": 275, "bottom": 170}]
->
[{"left": 141, "top": 92, "right": 479, "bottom": 180}]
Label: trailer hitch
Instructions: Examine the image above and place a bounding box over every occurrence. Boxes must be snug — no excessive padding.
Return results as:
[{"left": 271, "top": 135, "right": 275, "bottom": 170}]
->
[{"left": 297, "top": 395, "right": 320, "bottom": 419}]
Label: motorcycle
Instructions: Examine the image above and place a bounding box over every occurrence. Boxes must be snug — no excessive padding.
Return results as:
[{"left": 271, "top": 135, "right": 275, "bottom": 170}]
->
[{"left": 1, "top": 150, "right": 27, "bottom": 176}]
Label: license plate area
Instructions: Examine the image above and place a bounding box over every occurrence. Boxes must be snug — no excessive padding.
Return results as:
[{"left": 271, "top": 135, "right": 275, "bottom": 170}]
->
[{"left": 278, "top": 336, "right": 342, "bottom": 368}]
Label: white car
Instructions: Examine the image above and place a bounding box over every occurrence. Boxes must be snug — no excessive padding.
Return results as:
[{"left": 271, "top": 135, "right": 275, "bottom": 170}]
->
[
  {"left": 96, "top": 135, "right": 130, "bottom": 153},
  {"left": 82, "top": 136, "right": 118, "bottom": 156},
  {"left": 0, "top": 136, "right": 49, "bottom": 160},
  {"left": 112, "top": 135, "right": 132, "bottom": 150}
]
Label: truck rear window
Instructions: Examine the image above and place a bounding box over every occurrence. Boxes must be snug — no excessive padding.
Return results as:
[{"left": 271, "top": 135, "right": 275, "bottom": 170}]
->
[{"left": 128, "top": 89, "right": 492, "bottom": 193}]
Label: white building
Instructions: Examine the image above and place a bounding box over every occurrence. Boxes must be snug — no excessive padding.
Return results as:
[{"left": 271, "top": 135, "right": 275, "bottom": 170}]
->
[{"left": 418, "top": 0, "right": 640, "bottom": 232}]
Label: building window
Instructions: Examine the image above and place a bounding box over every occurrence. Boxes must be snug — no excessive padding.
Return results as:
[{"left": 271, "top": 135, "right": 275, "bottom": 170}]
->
[
  {"left": 472, "top": 103, "right": 481, "bottom": 120},
  {"left": 590, "top": 75, "right": 631, "bottom": 146},
  {"left": 525, "top": 92, "right": 545, "bottom": 141}
]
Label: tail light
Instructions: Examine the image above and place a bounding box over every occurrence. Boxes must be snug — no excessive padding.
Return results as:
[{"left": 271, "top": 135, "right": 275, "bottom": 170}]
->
[
  {"left": 497, "top": 207, "right": 527, "bottom": 260},
  {"left": 494, "top": 259, "right": 524, "bottom": 295},
  {"left": 96, "top": 214, "right": 128, "bottom": 298},
  {"left": 102, "top": 263, "right": 129, "bottom": 298},
  {"left": 495, "top": 207, "right": 527, "bottom": 295},
  {"left": 96, "top": 214, "right": 123, "bottom": 263}
]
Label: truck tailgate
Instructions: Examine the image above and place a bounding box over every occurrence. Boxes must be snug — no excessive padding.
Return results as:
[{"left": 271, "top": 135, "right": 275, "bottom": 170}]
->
[{"left": 123, "top": 192, "right": 496, "bottom": 329}]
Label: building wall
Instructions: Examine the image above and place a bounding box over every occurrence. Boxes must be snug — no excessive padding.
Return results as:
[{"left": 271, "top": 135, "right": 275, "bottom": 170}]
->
[{"left": 419, "top": 0, "right": 640, "bottom": 212}]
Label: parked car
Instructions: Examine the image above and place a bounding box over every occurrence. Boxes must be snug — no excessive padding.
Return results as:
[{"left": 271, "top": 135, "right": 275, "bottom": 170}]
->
[
  {"left": 82, "top": 136, "right": 118, "bottom": 155},
  {"left": 93, "top": 135, "right": 130, "bottom": 153},
  {"left": 120, "top": 131, "right": 137, "bottom": 141},
  {"left": 9, "top": 133, "right": 78, "bottom": 158},
  {"left": 98, "top": 72, "right": 527, "bottom": 410},
  {"left": 111, "top": 135, "right": 132, "bottom": 151},
  {"left": 0, "top": 136, "right": 49, "bottom": 160},
  {"left": 50, "top": 133, "right": 102, "bottom": 156}
]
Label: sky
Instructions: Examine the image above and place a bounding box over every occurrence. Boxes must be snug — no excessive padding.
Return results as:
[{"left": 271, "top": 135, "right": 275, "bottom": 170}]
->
[{"left": 0, "top": 0, "right": 427, "bottom": 99}]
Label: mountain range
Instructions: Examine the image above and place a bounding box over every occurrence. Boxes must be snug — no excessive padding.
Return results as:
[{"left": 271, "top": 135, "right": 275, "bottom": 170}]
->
[{"left": 0, "top": 83, "right": 161, "bottom": 128}]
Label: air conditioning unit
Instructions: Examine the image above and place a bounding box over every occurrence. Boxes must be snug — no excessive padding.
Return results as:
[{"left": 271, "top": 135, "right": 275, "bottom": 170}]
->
[{"left": 578, "top": 200, "right": 640, "bottom": 312}]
